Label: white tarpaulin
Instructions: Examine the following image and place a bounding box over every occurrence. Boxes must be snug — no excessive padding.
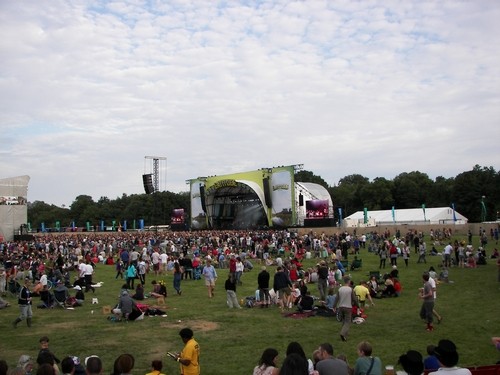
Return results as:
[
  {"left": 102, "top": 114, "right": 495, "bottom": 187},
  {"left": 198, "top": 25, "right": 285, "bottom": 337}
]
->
[{"left": 0, "top": 175, "right": 30, "bottom": 241}]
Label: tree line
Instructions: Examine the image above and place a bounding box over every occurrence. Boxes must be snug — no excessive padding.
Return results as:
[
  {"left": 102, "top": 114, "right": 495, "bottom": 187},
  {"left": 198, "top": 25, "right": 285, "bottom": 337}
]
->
[{"left": 27, "top": 164, "right": 499, "bottom": 230}]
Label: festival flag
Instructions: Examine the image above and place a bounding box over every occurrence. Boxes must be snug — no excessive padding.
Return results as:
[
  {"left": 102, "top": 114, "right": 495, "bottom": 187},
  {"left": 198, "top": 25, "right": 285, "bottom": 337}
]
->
[
  {"left": 123, "top": 220, "right": 127, "bottom": 231},
  {"left": 422, "top": 204, "right": 426, "bottom": 222},
  {"left": 139, "top": 219, "right": 144, "bottom": 230},
  {"left": 27, "top": 222, "right": 31, "bottom": 232},
  {"left": 100, "top": 220, "right": 104, "bottom": 231},
  {"left": 391, "top": 206, "right": 395, "bottom": 223},
  {"left": 71, "top": 221, "right": 75, "bottom": 230},
  {"left": 338, "top": 207, "right": 343, "bottom": 225},
  {"left": 86, "top": 221, "right": 91, "bottom": 231},
  {"left": 363, "top": 208, "right": 368, "bottom": 224},
  {"left": 55, "top": 221, "right": 61, "bottom": 231},
  {"left": 452, "top": 203, "right": 457, "bottom": 222},
  {"left": 133, "top": 219, "right": 136, "bottom": 230},
  {"left": 41, "top": 222, "right": 45, "bottom": 232},
  {"left": 481, "top": 200, "right": 487, "bottom": 221},
  {"left": 112, "top": 220, "right": 116, "bottom": 231}
]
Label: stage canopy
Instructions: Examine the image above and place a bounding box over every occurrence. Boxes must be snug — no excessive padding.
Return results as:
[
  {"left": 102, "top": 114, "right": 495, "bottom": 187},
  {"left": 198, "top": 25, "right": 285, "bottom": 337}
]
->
[{"left": 188, "top": 166, "right": 333, "bottom": 230}]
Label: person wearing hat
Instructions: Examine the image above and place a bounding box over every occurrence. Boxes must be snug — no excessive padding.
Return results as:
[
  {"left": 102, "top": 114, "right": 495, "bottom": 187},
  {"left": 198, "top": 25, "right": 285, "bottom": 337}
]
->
[
  {"left": 397, "top": 350, "right": 423, "bottom": 375},
  {"left": 12, "top": 277, "right": 33, "bottom": 328},
  {"left": 429, "top": 339, "right": 471, "bottom": 375},
  {"left": 74, "top": 285, "right": 85, "bottom": 306},
  {"left": 18, "top": 355, "right": 34, "bottom": 375}
]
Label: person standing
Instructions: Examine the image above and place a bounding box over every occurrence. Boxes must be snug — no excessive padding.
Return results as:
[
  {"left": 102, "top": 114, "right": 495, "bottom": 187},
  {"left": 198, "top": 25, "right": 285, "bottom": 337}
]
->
[
  {"left": 273, "top": 266, "right": 293, "bottom": 310},
  {"left": 173, "top": 328, "right": 200, "bottom": 375},
  {"left": 258, "top": 266, "right": 271, "bottom": 308},
  {"left": 419, "top": 272, "right": 434, "bottom": 332},
  {"left": 125, "top": 263, "right": 136, "bottom": 290},
  {"left": 202, "top": 259, "right": 217, "bottom": 298},
  {"left": 137, "top": 257, "right": 147, "bottom": 286},
  {"left": 336, "top": 275, "right": 355, "bottom": 342},
  {"left": 428, "top": 274, "right": 442, "bottom": 324},
  {"left": 235, "top": 257, "right": 244, "bottom": 285},
  {"left": 13, "top": 277, "right": 33, "bottom": 328},
  {"left": 224, "top": 274, "right": 241, "bottom": 309},
  {"left": 317, "top": 260, "right": 329, "bottom": 301},
  {"left": 443, "top": 243, "right": 453, "bottom": 268},
  {"left": 83, "top": 261, "right": 95, "bottom": 293},
  {"left": 173, "top": 262, "right": 182, "bottom": 296}
]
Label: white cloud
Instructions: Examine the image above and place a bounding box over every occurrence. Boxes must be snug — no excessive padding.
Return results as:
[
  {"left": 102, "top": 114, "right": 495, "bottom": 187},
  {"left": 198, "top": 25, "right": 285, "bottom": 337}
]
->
[{"left": 1, "top": 0, "right": 499, "bottom": 206}]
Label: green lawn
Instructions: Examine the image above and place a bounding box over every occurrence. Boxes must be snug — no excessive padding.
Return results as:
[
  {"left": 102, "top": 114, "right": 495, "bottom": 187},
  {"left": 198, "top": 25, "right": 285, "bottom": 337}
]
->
[{"left": 1, "top": 236, "right": 499, "bottom": 375}]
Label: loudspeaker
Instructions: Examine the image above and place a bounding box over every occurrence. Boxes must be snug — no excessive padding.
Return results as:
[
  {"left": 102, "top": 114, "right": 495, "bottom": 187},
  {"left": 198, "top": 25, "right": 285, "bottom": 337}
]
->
[
  {"left": 299, "top": 193, "right": 304, "bottom": 206},
  {"left": 263, "top": 177, "right": 272, "bottom": 208},
  {"left": 199, "top": 185, "right": 206, "bottom": 212},
  {"left": 142, "top": 174, "right": 154, "bottom": 194}
]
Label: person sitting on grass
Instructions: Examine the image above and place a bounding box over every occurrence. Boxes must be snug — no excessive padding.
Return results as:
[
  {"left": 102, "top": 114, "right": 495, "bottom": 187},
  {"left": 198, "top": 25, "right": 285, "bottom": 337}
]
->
[
  {"left": 429, "top": 339, "right": 471, "bottom": 375},
  {"left": 145, "top": 360, "right": 165, "bottom": 375},
  {"left": 297, "top": 290, "right": 315, "bottom": 312},
  {"left": 397, "top": 350, "right": 424, "bottom": 375},
  {"left": 253, "top": 348, "right": 279, "bottom": 375},
  {"left": 131, "top": 283, "right": 144, "bottom": 300}
]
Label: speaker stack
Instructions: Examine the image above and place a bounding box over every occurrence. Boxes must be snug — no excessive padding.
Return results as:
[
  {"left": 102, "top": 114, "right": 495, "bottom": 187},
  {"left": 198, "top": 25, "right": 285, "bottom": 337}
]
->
[{"left": 142, "top": 174, "right": 154, "bottom": 194}]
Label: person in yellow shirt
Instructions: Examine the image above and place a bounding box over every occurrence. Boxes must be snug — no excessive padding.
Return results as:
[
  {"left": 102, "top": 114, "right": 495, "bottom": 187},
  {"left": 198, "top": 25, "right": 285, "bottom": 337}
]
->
[
  {"left": 145, "top": 360, "right": 165, "bottom": 375},
  {"left": 353, "top": 281, "right": 375, "bottom": 307},
  {"left": 172, "top": 328, "right": 200, "bottom": 375}
]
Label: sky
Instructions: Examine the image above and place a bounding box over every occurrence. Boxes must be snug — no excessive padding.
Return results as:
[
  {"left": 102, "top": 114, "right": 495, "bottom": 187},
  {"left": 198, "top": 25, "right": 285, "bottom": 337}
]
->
[{"left": 1, "top": 0, "right": 499, "bottom": 208}]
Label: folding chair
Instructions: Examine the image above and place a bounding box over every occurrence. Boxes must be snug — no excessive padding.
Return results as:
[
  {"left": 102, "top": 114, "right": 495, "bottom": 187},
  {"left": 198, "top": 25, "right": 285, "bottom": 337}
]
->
[{"left": 53, "top": 289, "right": 68, "bottom": 309}]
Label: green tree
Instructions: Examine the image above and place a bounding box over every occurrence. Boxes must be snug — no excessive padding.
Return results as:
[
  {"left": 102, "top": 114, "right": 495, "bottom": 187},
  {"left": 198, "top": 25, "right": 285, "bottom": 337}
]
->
[
  {"left": 392, "top": 171, "right": 433, "bottom": 209},
  {"left": 294, "top": 170, "right": 329, "bottom": 188},
  {"left": 359, "top": 177, "right": 394, "bottom": 210}
]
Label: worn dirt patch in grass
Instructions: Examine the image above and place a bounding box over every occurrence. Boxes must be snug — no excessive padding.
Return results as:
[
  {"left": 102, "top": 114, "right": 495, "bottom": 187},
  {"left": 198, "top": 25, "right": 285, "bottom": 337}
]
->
[{"left": 159, "top": 319, "right": 219, "bottom": 332}]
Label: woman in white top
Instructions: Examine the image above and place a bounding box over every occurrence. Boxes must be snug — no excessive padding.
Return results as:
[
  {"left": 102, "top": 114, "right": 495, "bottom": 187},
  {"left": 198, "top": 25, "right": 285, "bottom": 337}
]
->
[{"left": 253, "top": 348, "right": 279, "bottom": 375}]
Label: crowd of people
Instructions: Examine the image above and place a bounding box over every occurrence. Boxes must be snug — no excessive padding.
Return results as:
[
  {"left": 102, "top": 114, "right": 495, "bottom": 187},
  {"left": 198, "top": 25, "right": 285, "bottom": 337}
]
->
[
  {"left": 252, "top": 336, "right": 496, "bottom": 375},
  {"left": 2, "top": 332, "right": 495, "bottom": 375},
  {"left": 0, "top": 329, "right": 199, "bottom": 375},
  {"left": 1, "top": 227, "right": 499, "bottom": 374}
]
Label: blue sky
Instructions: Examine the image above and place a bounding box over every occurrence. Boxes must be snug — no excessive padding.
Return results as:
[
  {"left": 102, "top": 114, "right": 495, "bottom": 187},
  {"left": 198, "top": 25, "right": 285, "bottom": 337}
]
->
[{"left": 1, "top": 0, "right": 499, "bottom": 207}]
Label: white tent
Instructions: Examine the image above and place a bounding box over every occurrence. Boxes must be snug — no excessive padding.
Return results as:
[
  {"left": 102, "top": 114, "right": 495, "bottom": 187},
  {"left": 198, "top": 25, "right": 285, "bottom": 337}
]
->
[
  {"left": 0, "top": 175, "right": 30, "bottom": 241},
  {"left": 344, "top": 206, "right": 468, "bottom": 227}
]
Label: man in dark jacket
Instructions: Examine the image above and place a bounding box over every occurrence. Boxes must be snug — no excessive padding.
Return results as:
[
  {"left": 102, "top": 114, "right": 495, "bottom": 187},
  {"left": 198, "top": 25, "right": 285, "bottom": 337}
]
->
[
  {"left": 273, "top": 266, "right": 292, "bottom": 310},
  {"left": 257, "top": 266, "right": 271, "bottom": 308}
]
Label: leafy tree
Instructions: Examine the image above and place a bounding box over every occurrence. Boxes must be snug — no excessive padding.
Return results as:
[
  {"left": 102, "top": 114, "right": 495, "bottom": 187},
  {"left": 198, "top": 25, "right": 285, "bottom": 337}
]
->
[
  {"left": 295, "top": 170, "right": 329, "bottom": 188},
  {"left": 392, "top": 171, "right": 433, "bottom": 209},
  {"left": 359, "top": 177, "right": 394, "bottom": 210}
]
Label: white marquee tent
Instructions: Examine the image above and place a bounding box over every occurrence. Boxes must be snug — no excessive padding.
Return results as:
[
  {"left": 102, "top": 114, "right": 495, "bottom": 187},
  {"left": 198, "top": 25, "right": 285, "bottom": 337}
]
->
[{"left": 344, "top": 206, "right": 468, "bottom": 227}]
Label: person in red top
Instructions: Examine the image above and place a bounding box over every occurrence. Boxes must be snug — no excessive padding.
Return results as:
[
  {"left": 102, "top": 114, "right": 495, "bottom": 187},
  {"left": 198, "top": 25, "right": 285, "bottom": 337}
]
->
[{"left": 228, "top": 255, "right": 236, "bottom": 278}]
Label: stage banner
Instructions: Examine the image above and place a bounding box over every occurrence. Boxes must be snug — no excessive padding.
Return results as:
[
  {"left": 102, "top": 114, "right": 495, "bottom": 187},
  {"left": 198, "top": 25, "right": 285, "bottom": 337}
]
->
[
  {"left": 189, "top": 179, "right": 208, "bottom": 230},
  {"left": 270, "top": 166, "right": 294, "bottom": 227}
]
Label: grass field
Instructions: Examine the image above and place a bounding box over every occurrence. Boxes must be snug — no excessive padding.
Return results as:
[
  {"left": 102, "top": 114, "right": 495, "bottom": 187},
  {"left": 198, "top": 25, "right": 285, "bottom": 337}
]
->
[{"left": 1, "top": 235, "right": 499, "bottom": 375}]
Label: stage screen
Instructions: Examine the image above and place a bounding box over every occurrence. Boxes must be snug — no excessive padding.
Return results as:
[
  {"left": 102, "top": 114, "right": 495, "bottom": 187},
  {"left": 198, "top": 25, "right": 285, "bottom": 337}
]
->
[
  {"left": 171, "top": 209, "right": 185, "bottom": 224},
  {"left": 305, "top": 199, "right": 329, "bottom": 218}
]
